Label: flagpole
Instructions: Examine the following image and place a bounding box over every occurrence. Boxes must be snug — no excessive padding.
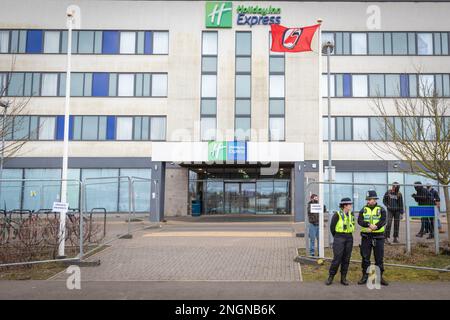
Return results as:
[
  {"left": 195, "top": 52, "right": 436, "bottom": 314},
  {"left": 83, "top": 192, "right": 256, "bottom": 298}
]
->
[{"left": 316, "top": 18, "right": 325, "bottom": 258}]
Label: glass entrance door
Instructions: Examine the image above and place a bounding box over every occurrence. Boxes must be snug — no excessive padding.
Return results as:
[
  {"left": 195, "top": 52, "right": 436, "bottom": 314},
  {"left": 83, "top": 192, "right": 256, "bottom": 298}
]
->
[{"left": 224, "top": 182, "right": 256, "bottom": 214}]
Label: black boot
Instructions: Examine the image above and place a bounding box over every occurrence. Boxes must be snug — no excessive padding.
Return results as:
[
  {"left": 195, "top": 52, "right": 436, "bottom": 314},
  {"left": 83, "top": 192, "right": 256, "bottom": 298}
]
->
[
  {"left": 325, "top": 275, "right": 334, "bottom": 286},
  {"left": 340, "top": 274, "right": 349, "bottom": 286},
  {"left": 358, "top": 273, "right": 369, "bottom": 285},
  {"left": 380, "top": 277, "right": 389, "bottom": 286}
]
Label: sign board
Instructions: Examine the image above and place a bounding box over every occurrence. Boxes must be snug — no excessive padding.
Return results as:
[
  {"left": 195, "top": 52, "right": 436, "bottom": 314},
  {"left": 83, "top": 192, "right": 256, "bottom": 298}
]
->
[
  {"left": 52, "top": 202, "right": 69, "bottom": 213},
  {"left": 310, "top": 203, "right": 323, "bottom": 213},
  {"left": 409, "top": 206, "right": 436, "bottom": 218},
  {"left": 206, "top": 1, "right": 282, "bottom": 28}
]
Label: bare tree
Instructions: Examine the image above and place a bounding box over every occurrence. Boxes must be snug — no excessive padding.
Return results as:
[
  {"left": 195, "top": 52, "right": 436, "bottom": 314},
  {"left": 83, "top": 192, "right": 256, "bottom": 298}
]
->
[
  {"left": 369, "top": 73, "right": 450, "bottom": 244},
  {"left": 0, "top": 56, "right": 34, "bottom": 177}
]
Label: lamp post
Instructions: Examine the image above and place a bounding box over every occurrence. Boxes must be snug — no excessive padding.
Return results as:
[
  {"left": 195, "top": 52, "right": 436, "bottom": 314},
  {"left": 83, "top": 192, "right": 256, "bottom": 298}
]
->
[
  {"left": 58, "top": 5, "right": 80, "bottom": 258},
  {"left": 322, "top": 40, "right": 335, "bottom": 247}
]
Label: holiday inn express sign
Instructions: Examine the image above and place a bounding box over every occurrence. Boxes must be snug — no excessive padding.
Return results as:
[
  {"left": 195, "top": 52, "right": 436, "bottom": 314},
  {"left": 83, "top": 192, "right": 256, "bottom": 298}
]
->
[{"left": 205, "top": 2, "right": 281, "bottom": 28}]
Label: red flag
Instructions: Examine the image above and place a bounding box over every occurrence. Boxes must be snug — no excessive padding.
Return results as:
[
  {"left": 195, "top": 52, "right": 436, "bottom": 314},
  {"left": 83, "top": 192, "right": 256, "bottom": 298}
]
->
[{"left": 270, "top": 23, "right": 320, "bottom": 53}]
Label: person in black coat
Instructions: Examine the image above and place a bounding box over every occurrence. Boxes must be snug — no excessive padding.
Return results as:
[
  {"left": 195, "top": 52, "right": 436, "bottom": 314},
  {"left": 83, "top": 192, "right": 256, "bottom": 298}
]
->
[
  {"left": 412, "top": 182, "right": 435, "bottom": 239},
  {"left": 383, "top": 182, "right": 404, "bottom": 244}
]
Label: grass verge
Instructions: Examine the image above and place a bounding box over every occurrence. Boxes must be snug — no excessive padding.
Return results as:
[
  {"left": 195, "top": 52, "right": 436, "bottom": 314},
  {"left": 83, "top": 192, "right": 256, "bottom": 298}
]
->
[
  {"left": 0, "top": 245, "right": 109, "bottom": 280},
  {"left": 298, "top": 242, "right": 450, "bottom": 282}
]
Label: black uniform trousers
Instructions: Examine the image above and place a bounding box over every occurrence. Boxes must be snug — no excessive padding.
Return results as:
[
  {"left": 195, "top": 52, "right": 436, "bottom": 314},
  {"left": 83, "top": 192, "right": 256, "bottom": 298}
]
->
[
  {"left": 360, "top": 233, "right": 385, "bottom": 275},
  {"left": 329, "top": 234, "right": 353, "bottom": 277}
]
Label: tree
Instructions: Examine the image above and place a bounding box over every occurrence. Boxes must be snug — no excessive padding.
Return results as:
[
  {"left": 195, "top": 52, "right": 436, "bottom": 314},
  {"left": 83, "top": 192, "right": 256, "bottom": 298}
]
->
[
  {"left": 369, "top": 73, "right": 450, "bottom": 245},
  {"left": 0, "top": 56, "right": 33, "bottom": 181}
]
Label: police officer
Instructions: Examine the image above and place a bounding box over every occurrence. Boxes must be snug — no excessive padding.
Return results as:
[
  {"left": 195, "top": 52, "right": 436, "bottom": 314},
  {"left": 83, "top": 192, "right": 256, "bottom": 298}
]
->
[
  {"left": 326, "top": 197, "right": 355, "bottom": 286},
  {"left": 357, "top": 190, "right": 389, "bottom": 286}
]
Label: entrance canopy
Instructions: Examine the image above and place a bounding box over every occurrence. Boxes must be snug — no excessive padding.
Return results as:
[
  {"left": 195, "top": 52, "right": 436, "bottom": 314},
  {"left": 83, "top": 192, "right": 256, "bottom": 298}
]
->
[{"left": 152, "top": 142, "right": 304, "bottom": 163}]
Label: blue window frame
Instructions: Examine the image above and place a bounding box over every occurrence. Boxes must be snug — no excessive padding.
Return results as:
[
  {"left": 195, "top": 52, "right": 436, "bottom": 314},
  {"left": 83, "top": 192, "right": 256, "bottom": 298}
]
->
[
  {"left": 102, "top": 31, "right": 119, "bottom": 54},
  {"left": 26, "top": 30, "right": 42, "bottom": 53},
  {"left": 400, "top": 74, "right": 409, "bottom": 97},
  {"left": 144, "top": 31, "right": 152, "bottom": 54},
  {"left": 106, "top": 116, "right": 116, "bottom": 140},
  {"left": 92, "top": 73, "right": 109, "bottom": 96},
  {"left": 343, "top": 74, "right": 352, "bottom": 97},
  {"left": 56, "top": 115, "right": 65, "bottom": 140}
]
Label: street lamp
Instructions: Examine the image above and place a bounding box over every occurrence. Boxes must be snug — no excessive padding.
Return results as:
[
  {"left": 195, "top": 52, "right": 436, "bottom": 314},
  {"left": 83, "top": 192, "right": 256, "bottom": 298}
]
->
[
  {"left": 58, "top": 5, "right": 81, "bottom": 258},
  {"left": 322, "top": 40, "right": 335, "bottom": 245}
]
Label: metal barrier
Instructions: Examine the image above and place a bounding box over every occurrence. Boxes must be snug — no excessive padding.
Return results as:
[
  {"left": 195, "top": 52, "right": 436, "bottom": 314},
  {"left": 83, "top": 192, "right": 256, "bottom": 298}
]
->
[
  {"left": 0, "top": 178, "right": 84, "bottom": 268},
  {"left": 304, "top": 181, "right": 446, "bottom": 257},
  {"left": 0, "top": 176, "right": 159, "bottom": 268}
]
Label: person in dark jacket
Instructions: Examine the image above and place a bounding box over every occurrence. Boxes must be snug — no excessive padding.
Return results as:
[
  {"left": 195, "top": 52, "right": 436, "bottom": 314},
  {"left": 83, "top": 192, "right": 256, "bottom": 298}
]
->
[
  {"left": 307, "top": 194, "right": 320, "bottom": 256},
  {"left": 426, "top": 182, "right": 444, "bottom": 234},
  {"left": 357, "top": 190, "right": 389, "bottom": 286},
  {"left": 326, "top": 197, "right": 355, "bottom": 286},
  {"left": 383, "top": 182, "right": 404, "bottom": 244},
  {"left": 412, "top": 182, "right": 435, "bottom": 239}
]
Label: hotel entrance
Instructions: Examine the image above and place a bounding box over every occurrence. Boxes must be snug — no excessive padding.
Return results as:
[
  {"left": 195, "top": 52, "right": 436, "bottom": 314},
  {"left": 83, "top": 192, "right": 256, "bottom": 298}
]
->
[{"left": 188, "top": 165, "right": 291, "bottom": 216}]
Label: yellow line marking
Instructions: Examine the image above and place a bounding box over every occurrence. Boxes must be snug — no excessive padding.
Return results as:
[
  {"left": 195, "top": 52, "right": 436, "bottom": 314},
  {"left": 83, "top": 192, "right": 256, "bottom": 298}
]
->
[{"left": 142, "top": 231, "right": 293, "bottom": 238}]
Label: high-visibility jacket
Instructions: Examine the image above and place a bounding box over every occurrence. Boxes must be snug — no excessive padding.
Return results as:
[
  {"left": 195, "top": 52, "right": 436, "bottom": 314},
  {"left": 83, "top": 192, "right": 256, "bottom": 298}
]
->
[
  {"left": 335, "top": 210, "right": 355, "bottom": 234},
  {"left": 361, "top": 206, "right": 385, "bottom": 233}
]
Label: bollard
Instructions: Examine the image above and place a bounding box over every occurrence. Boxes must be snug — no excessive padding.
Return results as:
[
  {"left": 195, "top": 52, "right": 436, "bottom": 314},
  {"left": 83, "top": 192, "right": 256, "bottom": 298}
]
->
[{"left": 434, "top": 207, "right": 439, "bottom": 255}]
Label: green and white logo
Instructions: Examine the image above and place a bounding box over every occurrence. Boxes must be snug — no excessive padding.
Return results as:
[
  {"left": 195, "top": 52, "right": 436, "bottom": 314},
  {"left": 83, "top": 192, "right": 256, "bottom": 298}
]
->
[
  {"left": 208, "top": 141, "right": 227, "bottom": 161},
  {"left": 205, "top": 1, "right": 232, "bottom": 28}
]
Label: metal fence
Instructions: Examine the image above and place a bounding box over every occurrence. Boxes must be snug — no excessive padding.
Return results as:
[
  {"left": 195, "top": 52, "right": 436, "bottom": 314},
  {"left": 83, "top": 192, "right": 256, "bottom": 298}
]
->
[
  {"left": 304, "top": 181, "right": 447, "bottom": 257},
  {"left": 0, "top": 176, "right": 159, "bottom": 268}
]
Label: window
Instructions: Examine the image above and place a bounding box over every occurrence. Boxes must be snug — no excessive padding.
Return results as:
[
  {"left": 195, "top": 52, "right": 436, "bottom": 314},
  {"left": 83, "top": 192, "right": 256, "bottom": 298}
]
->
[
  {"left": 352, "top": 118, "right": 368, "bottom": 140},
  {"left": 43, "top": 31, "right": 60, "bottom": 53},
  {"left": 392, "top": 33, "right": 407, "bottom": 55},
  {"left": 269, "top": 75, "right": 284, "bottom": 98},
  {"left": 323, "top": 117, "right": 335, "bottom": 140},
  {"left": 235, "top": 117, "right": 251, "bottom": 141},
  {"left": 0, "top": 31, "right": 9, "bottom": 53},
  {"left": 41, "top": 73, "right": 58, "bottom": 96},
  {"left": 419, "top": 75, "right": 435, "bottom": 97},
  {"left": 78, "top": 31, "right": 94, "bottom": 54},
  {"left": 150, "top": 117, "right": 166, "bottom": 140},
  {"left": 116, "top": 117, "right": 133, "bottom": 140},
  {"left": 152, "top": 74, "right": 168, "bottom": 97},
  {"left": 120, "top": 32, "right": 136, "bottom": 54},
  {"left": 81, "top": 116, "right": 99, "bottom": 140},
  {"left": 352, "top": 75, "right": 368, "bottom": 97},
  {"left": 269, "top": 118, "right": 285, "bottom": 141},
  {"left": 39, "top": 117, "right": 55, "bottom": 140},
  {"left": 236, "top": 99, "right": 251, "bottom": 115},
  {"left": 269, "top": 56, "right": 284, "bottom": 73},
  {"left": 236, "top": 57, "right": 251, "bottom": 73},
  {"left": 200, "top": 117, "right": 216, "bottom": 141},
  {"left": 118, "top": 74, "right": 134, "bottom": 96},
  {"left": 202, "top": 57, "right": 217, "bottom": 73},
  {"left": 236, "top": 32, "right": 251, "bottom": 56},
  {"left": 202, "top": 32, "right": 217, "bottom": 55},
  {"left": 201, "top": 75, "right": 216, "bottom": 97},
  {"left": 369, "top": 74, "right": 385, "bottom": 97},
  {"left": 153, "top": 31, "right": 168, "bottom": 54},
  {"left": 236, "top": 75, "right": 251, "bottom": 98},
  {"left": 351, "top": 33, "right": 367, "bottom": 55},
  {"left": 336, "top": 117, "right": 352, "bottom": 141},
  {"left": 368, "top": 33, "right": 383, "bottom": 55},
  {"left": 322, "top": 74, "right": 335, "bottom": 97},
  {"left": 13, "top": 116, "right": 30, "bottom": 140},
  {"left": 8, "top": 73, "right": 24, "bottom": 96},
  {"left": 102, "top": 31, "right": 119, "bottom": 54},
  {"left": 370, "top": 117, "right": 386, "bottom": 140},
  {"left": 71, "top": 73, "right": 85, "bottom": 96},
  {"left": 269, "top": 100, "right": 284, "bottom": 115},
  {"left": 26, "top": 30, "right": 43, "bottom": 53},
  {"left": 418, "top": 33, "right": 433, "bottom": 55},
  {"left": 201, "top": 100, "right": 216, "bottom": 115},
  {"left": 385, "top": 74, "right": 400, "bottom": 97}
]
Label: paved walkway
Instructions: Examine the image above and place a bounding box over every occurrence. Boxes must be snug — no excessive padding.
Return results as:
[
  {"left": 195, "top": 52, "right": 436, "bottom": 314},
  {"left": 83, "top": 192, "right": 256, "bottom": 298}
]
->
[
  {"left": 2, "top": 280, "right": 450, "bottom": 300},
  {"left": 52, "top": 216, "right": 304, "bottom": 282}
]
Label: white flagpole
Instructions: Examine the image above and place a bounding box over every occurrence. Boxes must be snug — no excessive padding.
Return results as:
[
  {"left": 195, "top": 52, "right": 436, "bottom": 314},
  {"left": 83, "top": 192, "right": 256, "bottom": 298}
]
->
[{"left": 316, "top": 18, "right": 325, "bottom": 258}]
